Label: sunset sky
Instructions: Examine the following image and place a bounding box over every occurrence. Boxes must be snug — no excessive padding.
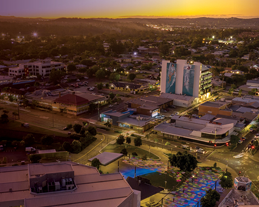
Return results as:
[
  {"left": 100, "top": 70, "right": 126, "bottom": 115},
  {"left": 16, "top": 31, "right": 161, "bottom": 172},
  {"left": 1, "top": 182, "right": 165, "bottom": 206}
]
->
[{"left": 0, "top": 0, "right": 258, "bottom": 19}]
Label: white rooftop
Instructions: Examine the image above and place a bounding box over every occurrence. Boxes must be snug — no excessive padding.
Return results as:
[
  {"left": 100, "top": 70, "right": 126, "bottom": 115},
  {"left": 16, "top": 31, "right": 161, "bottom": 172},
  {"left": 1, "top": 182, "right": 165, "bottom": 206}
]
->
[{"left": 89, "top": 152, "right": 123, "bottom": 165}]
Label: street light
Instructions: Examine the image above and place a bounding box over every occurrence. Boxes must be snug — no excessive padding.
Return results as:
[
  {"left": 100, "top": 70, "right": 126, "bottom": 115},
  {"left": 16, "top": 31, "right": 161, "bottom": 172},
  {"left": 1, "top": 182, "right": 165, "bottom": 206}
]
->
[
  {"left": 212, "top": 36, "right": 215, "bottom": 39},
  {"left": 33, "top": 32, "right": 38, "bottom": 37}
]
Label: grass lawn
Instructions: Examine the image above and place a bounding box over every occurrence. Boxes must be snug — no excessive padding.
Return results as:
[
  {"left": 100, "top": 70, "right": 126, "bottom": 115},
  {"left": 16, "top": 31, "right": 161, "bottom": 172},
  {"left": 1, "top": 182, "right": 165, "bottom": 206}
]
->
[
  {"left": 141, "top": 172, "right": 190, "bottom": 191},
  {"left": 0, "top": 121, "right": 69, "bottom": 138},
  {"left": 136, "top": 73, "right": 148, "bottom": 79},
  {"left": 102, "top": 144, "right": 159, "bottom": 160}
]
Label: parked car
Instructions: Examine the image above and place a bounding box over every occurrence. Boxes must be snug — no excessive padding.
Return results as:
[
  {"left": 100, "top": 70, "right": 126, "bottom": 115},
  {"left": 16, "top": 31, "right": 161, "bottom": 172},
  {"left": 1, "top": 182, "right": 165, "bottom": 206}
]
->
[
  {"left": 63, "top": 127, "right": 68, "bottom": 130},
  {"left": 76, "top": 79, "right": 80, "bottom": 82},
  {"left": 25, "top": 147, "right": 36, "bottom": 152},
  {"left": 84, "top": 77, "right": 89, "bottom": 79},
  {"left": 255, "top": 133, "right": 259, "bottom": 139},
  {"left": 238, "top": 140, "right": 243, "bottom": 144},
  {"left": 109, "top": 105, "right": 113, "bottom": 108}
]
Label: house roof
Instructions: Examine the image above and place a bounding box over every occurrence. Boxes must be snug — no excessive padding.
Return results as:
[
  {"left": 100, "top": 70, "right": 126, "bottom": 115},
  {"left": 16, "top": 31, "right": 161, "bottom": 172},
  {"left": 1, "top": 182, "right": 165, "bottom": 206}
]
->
[
  {"left": 0, "top": 162, "right": 134, "bottom": 207},
  {"left": 54, "top": 94, "right": 89, "bottom": 105}
]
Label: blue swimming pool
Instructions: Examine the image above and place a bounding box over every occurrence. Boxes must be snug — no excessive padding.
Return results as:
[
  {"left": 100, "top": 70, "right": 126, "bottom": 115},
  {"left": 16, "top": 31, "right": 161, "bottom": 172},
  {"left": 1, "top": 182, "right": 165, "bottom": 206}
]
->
[{"left": 121, "top": 167, "right": 157, "bottom": 179}]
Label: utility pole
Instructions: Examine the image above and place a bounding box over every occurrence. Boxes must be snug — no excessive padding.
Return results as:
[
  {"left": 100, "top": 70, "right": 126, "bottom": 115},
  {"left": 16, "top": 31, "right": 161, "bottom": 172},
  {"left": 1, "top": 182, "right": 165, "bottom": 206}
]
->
[
  {"left": 98, "top": 103, "right": 100, "bottom": 121},
  {"left": 17, "top": 101, "right": 20, "bottom": 120}
]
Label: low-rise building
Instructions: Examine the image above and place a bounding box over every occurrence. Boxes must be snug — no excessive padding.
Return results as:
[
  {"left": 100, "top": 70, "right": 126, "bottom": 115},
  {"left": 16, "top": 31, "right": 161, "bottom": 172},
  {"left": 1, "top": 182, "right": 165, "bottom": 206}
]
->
[
  {"left": 53, "top": 93, "right": 89, "bottom": 115},
  {"left": 0, "top": 162, "right": 140, "bottom": 207},
  {"left": 8, "top": 60, "right": 65, "bottom": 77},
  {"left": 159, "top": 93, "right": 195, "bottom": 107},
  {"left": 0, "top": 76, "right": 13, "bottom": 85},
  {"left": 154, "top": 115, "right": 237, "bottom": 145},
  {"left": 198, "top": 101, "right": 232, "bottom": 116},
  {"left": 127, "top": 96, "right": 173, "bottom": 117},
  {"left": 100, "top": 110, "right": 156, "bottom": 132}
]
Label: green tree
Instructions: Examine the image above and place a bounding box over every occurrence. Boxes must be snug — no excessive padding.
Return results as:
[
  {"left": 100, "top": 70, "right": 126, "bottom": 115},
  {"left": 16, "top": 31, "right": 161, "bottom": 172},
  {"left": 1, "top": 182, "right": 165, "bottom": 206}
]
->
[
  {"left": 41, "top": 135, "right": 54, "bottom": 145},
  {"left": 104, "top": 121, "right": 112, "bottom": 128},
  {"left": 97, "top": 83, "right": 103, "bottom": 90},
  {"left": 30, "top": 154, "right": 42, "bottom": 163},
  {"left": 67, "top": 63, "right": 76, "bottom": 72},
  {"left": 134, "top": 137, "right": 142, "bottom": 147},
  {"left": 169, "top": 151, "right": 198, "bottom": 171},
  {"left": 8, "top": 95, "right": 14, "bottom": 102},
  {"left": 67, "top": 124, "right": 72, "bottom": 129},
  {"left": 120, "top": 148, "right": 128, "bottom": 156},
  {"left": 62, "top": 141, "right": 72, "bottom": 152},
  {"left": 109, "top": 73, "right": 120, "bottom": 81},
  {"left": 201, "top": 189, "right": 220, "bottom": 207},
  {"left": 71, "top": 140, "right": 81, "bottom": 153},
  {"left": 128, "top": 73, "right": 136, "bottom": 81},
  {"left": 91, "top": 158, "right": 101, "bottom": 169},
  {"left": 39, "top": 51, "right": 48, "bottom": 59},
  {"left": 73, "top": 124, "right": 82, "bottom": 133},
  {"left": 116, "top": 135, "right": 125, "bottom": 145},
  {"left": 87, "top": 126, "right": 97, "bottom": 136},
  {"left": 109, "top": 93, "right": 116, "bottom": 100},
  {"left": 23, "top": 134, "right": 35, "bottom": 146},
  {"left": 49, "top": 69, "right": 64, "bottom": 84},
  {"left": 230, "top": 135, "right": 239, "bottom": 146},
  {"left": 0, "top": 113, "right": 9, "bottom": 123},
  {"left": 220, "top": 171, "right": 233, "bottom": 189},
  {"left": 95, "top": 69, "right": 106, "bottom": 79},
  {"left": 126, "top": 137, "right": 131, "bottom": 145},
  {"left": 30, "top": 100, "right": 39, "bottom": 109}
]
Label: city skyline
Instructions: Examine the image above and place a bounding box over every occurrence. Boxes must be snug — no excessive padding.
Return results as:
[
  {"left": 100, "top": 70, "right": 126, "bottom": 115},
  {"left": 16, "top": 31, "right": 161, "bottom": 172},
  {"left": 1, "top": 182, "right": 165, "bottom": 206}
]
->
[{"left": 0, "top": 0, "right": 259, "bottom": 19}]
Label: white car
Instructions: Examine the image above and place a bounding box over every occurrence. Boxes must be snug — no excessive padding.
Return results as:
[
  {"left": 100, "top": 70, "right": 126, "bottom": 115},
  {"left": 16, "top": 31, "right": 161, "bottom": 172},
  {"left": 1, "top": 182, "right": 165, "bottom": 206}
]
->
[
  {"left": 238, "top": 140, "right": 243, "bottom": 144},
  {"left": 76, "top": 79, "right": 80, "bottom": 82},
  {"left": 255, "top": 133, "right": 259, "bottom": 139},
  {"left": 109, "top": 105, "right": 113, "bottom": 108},
  {"left": 84, "top": 77, "right": 89, "bottom": 79},
  {"left": 233, "top": 153, "right": 244, "bottom": 158}
]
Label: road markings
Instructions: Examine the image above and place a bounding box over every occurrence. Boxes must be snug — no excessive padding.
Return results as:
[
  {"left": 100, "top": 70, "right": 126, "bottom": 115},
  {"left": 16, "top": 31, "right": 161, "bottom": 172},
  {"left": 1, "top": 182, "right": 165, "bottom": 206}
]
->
[
  {"left": 73, "top": 134, "right": 106, "bottom": 162},
  {"left": 39, "top": 116, "right": 49, "bottom": 119},
  {"left": 20, "top": 109, "right": 31, "bottom": 112}
]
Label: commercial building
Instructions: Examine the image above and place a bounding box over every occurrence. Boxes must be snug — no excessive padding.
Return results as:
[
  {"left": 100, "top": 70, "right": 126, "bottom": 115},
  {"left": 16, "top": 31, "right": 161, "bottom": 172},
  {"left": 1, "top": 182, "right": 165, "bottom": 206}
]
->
[
  {"left": 100, "top": 110, "right": 156, "bottom": 132},
  {"left": 219, "top": 176, "right": 259, "bottom": 207},
  {"left": 127, "top": 96, "right": 173, "bottom": 117},
  {"left": 198, "top": 101, "right": 232, "bottom": 116},
  {"left": 0, "top": 162, "right": 140, "bottom": 207},
  {"left": 154, "top": 115, "right": 237, "bottom": 145},
  {"left": 8, "top": 60, "right": 65, "bottom": 77},
  {"left": 27, "top": 89, "right": 107, "bottom": 115},
  {"left": 160, "top": 93, "right": 195, "bottom": 107},
  {"left": 0, "top": 76, "right": 13, "bottom": 85},
  {"left": 160, "top": 59, "right": 212, "bottom": 105}
]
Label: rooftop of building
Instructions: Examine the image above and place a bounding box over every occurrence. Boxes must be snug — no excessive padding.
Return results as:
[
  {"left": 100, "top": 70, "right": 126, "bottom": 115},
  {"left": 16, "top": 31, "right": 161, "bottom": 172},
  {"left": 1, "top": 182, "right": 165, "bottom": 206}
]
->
[
  {"left": 200, "top": 101, "right": 227, "bottom": 108},
  {"left": 102, "top": 110, "right": 130, "bottom": 117},
  {"left": 138, "top": 95, "right": 172, "bottom": 106},
  {"left": 54, "top": 94, "right": 89, "bottom": 106},
  {"left": 219, "top": 189, "right": 259, "bottom": 207},
  {"left": 118, "top": 115, "right": 153, "bottom": 127},
  {"left": 235, "top": 176, "right": 251, "bottom": 183},
  {"left": 171, "top": 115, "right": 210, "bottom": 125},
  {"left": 0, "top": 162, "right": 134, "bottom": 207},
  {"left": 154, "top": 122, "right": 230, "bottom": 143},
  {"left": 160, "top": 93, "right": 195, "bottom": 102}
]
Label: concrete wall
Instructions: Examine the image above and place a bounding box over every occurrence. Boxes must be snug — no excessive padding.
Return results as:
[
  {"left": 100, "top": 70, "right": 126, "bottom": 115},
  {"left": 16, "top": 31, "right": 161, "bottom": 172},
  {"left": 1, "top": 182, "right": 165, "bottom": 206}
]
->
[
  {"left": 193, "top": 62, "right": 202, "bottom": 98},
  {"left": 175, "top": 59, "right": 185, "bottom": 95},
  {"left": 160, "top": 60, "right": 170, "bottom": 93},
  {"left": 198, "top": 104, "right": 232, "bottom": 116}
]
